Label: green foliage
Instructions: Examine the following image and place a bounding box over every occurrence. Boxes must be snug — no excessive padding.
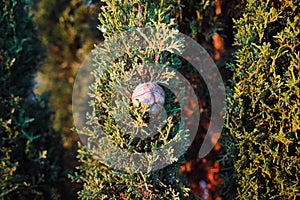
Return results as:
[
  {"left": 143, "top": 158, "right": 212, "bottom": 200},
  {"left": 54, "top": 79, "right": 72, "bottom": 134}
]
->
[
  {"left": 220, "top": 0, "right": 300, "bottom": 199},
  {"left": 0, "top": 0, "right": 64, "bottom": 199},
  {"left": 70, "top": 0, "right": 198, "bottom": 199},
  {"left": 98, "top": 0, "right": 179, "bottom": 36}
]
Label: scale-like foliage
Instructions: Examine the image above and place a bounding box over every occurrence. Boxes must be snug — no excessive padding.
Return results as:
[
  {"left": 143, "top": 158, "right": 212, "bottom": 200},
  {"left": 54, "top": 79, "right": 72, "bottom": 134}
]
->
[
  {"left": 220, "top": 0, "right": 299, "bottom": 199},
  {"left": 70, "top": 0, "right": 198, "bottom": 199},
  {"left": 0, "top": 0, "right": 64, "bottom": 199}
]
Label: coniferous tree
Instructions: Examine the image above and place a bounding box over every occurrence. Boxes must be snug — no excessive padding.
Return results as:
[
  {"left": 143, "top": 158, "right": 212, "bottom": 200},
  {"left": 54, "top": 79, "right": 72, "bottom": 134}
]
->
[
  {"left": 71, "top": 0, "right": 199, "bottom": 199},
  {"left": 0, "top": 0, "right": 64, "bottom": 199},
  {"left": 220, "top": 0, "right": 299, "bottom": 199}
]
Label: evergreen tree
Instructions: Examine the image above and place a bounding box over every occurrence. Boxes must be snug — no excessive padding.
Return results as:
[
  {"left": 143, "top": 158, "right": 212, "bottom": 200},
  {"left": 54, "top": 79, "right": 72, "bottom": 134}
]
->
[
  {"left": 220, "top": 0, "right": 299, "bottom": 199},
  {"left": 0, "top": 0, "right": 64, "bottom": 199},
  {"left": 71, "top": 0, "right": 199, "bottom": 199}
]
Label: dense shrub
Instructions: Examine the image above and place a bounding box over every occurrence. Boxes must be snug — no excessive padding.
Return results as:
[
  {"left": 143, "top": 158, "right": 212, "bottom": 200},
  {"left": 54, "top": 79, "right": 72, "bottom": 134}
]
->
[
  {"left": 220, "top": 0, "right": 299, "bottom": 199},
  {"left": 0, "top": 0, "right": 64, "bottom": 199},
  {"left": 70, "top": 0, "right": 199, "bottom": 199}
]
